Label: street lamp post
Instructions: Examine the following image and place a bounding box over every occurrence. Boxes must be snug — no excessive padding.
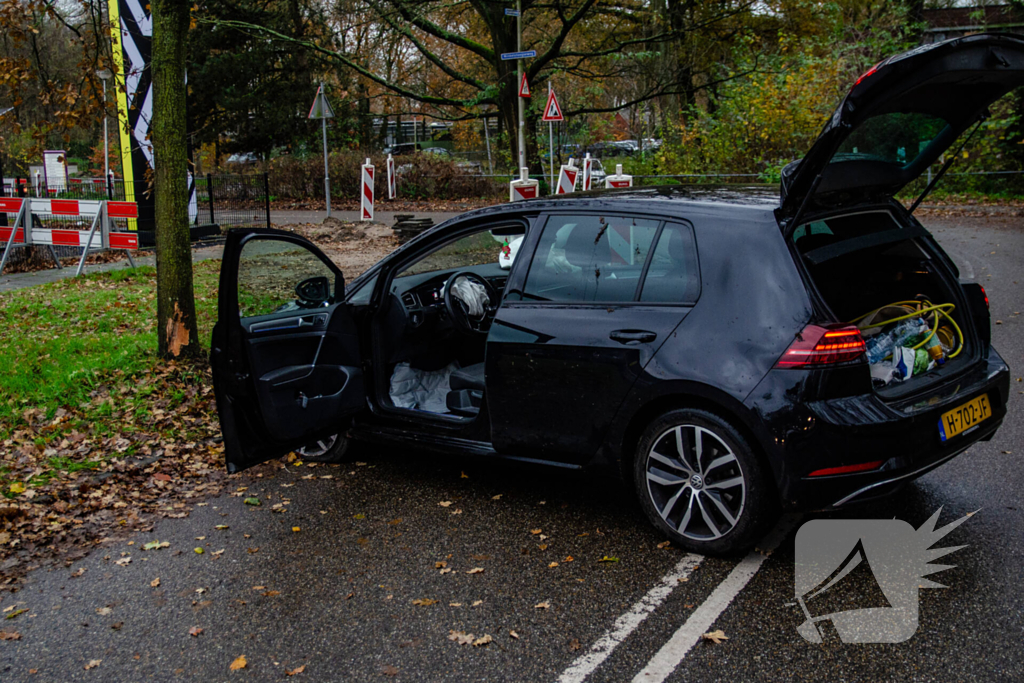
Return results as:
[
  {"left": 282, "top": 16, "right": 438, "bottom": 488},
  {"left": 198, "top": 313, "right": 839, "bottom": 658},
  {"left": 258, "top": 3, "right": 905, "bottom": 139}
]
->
[{"left": 96, "top": 69, "right": 112, "bottom": 197}]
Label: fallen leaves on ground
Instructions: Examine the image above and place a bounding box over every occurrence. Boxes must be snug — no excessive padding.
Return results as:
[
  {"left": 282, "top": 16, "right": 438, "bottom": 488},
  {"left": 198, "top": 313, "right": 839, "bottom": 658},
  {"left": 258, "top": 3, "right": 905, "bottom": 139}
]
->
[
  {"left": 598, "top": 556, "right": 619, "bottom": 563},
  {"left": 286, "top": 664, "right": 306, "bottom": 676},
  {"left": 150, "top": 577, "right": 160, "bottom": 587},
  {"left": 194, "top": 547, "right": 204, "bottom": 555},
  {"left": 657, "top": 541, "right": 671, "bottom": 549},
  {"left": 530, "top": 529, "right": 542, "bottom": 535},
  {"left": 0, "top": 630, "right": 21, "bottom": 640},
  {"left": 438, "top": 501, "right": 452, "bottom": 508},
  {"left": 215, "top": 524, "right": 229, "bottom": 530},
  {"left": 142, "top": 540, "right": 169, "bottom": 550},
  {"left": 114, "top": 557, "right": 131, "bottom": 566},
  {"left": 466, "top": 567, "right": 484, "bottom": 574},
  {"left": 71, "top": 567, "right": 86, "bottom": 577},
  {"left": 569, "top": 638, "right": 581, "bottom": 651},
  {"left": 4, "top": 608, "right": 27, "bottom": 619},
  {"left": 549, "top": 562, "right": 559, "bottom": 568},
  {"left": 382, "top": 665, "right": 398, "bottom": 676},
  {"left": 243, "top": 497, "right": 261, "bottom": 506},
  {"left": 96, "top": 607, "right": 112, "bottom": 616},
  {"left": 84, "top": 659, "right": 101, "bottom": 670},
  {"left": 702, "top": 630, "right": 729, "bottom": 644},
  {"left": 448, "top": 631, "right": 474, "bottom": 645},
  {"left": 534, "top": 601, "right": 551, "bottom": 609},
  {"left": 509, "top": 630, "right": 519, "bottom": 639},
  {"left": 473, "top": 634, "right": 493, "bottom": 646},
  {"left": 411, "top": 598, "right": 438, "bottom": 606},
  {"left": 229, "top": 655, "right": 247, "bottom": 670},
  {"left": 0, "top": 351, "right": 229, "bottom": 584},
  {"left": 189, "top": 626, "right": 203, "bottom": 637}
]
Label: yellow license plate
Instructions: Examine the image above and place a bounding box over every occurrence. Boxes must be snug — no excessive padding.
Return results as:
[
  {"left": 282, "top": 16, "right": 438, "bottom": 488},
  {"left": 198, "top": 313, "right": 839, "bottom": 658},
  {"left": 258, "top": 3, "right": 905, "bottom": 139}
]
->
[{"left": 939, "top": 394, "right": 991, "bottom": 441}]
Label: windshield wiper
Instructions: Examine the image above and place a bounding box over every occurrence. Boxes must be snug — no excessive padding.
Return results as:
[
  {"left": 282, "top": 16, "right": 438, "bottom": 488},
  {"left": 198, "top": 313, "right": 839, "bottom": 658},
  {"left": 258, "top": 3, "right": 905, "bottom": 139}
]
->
[{"left": 909, "top": 116, "right": 986, "bottom": 214}]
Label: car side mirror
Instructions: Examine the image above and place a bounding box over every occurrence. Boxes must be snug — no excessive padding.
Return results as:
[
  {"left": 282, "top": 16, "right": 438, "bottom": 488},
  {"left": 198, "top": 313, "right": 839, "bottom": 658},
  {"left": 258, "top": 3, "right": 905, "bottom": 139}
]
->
[{"left": 296, "top": 276, "right": 331, "bottom": 307}]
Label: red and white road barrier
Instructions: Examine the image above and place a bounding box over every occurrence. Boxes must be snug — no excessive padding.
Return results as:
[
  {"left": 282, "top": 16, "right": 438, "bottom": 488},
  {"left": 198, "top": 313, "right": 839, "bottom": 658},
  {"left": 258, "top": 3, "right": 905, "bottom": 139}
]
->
[
  {"left": 386, "top": 154, "right": 397, "bottom": 200},
  {"left": 0, "top": 197, "right": 139, "bottom": 276},
  {"left": 509, "top": 167, "right": 539, "bottom": 202},
  {"left": 582, "top": 153, "right": 593, "bottom": 191},
  {"left": 361, "top": 158, "right": 375, "bottom": 221},
  {"left": 606, "top": 164, "right": 633, "bottom": 189},
  {"left": 556, "top": 158, "right": 579, "bottom": 195}
]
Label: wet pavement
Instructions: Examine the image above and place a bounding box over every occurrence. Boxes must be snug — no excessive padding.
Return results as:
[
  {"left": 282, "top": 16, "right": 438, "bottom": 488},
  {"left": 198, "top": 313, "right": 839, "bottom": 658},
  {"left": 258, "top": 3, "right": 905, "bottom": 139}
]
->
[{"left": 1, "top": 213, "right": 1022, "bottom": 681}]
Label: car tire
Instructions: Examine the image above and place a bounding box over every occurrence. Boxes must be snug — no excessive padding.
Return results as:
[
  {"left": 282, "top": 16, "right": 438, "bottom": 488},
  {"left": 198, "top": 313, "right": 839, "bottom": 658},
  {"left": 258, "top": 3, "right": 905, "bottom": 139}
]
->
[
  {"left": 297, "top": 433, "right": 352, "bottom": 464},
  {"left": 633, "top": 409, "right": 776, "bottom": 555}
]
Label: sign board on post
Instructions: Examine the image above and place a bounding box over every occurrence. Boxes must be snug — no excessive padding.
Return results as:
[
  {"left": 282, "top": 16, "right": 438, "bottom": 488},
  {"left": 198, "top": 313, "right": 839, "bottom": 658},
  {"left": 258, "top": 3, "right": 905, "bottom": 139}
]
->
[
  {"left": 509, "top": 167, "right": 538, "bottom": 202},
  {"left": 605, "top": 164, "right": 633, "bottom": 189},
  {"left": 309, "top": 83, "right": 336, "bottom": 217},
  {"left": 582, "top": 153, "right": 593, "bottom": 191},
  {"left": 500, "top": 50, "right": 536, "bottom": 61},
  {"left": 386, "top": 154, "right": 396, "bottom": 200},
  {"left": 42, "top": 151, "right": 68, "bottom": 193},
  {"left": 556, "top": 158, "right": 579, "bottom": 194},
  {"left": 541, "top": 89, "right": 564, "bottom": 122},
  {"left": 361, "top": 158, "right": 375, "bottom": 221},
  {"left": 504, "top": 7, "right": 519, "bottom": 15},
  {"left": 518, "top": 73, "right": 531, "bottom": 98}
]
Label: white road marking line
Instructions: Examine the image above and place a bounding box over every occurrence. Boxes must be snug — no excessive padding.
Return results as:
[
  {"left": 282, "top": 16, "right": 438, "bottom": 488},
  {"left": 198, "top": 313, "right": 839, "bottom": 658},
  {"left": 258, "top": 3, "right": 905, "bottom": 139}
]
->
[
  {"left": 631, "top": 514, "right": 801, "bottom": 683},
  {"left": 557, "top": 553, "right": 704, "bottom": 683}
]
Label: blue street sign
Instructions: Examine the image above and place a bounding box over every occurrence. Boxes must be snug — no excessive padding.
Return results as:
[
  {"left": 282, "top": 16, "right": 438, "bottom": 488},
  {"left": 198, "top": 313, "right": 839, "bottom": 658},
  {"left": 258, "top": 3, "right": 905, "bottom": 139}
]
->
[
  {"left": 500, "top": 50, "right": 536, "bottom": 60},
  {"left": 504, "top": 8, "right": 519, "bottom": 15}
]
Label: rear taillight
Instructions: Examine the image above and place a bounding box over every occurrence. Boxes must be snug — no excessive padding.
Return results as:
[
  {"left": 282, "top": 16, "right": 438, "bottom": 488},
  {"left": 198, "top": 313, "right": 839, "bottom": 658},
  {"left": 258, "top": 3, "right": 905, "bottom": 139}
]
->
[
  {"left": 980, "top": 285, "right": 989, "bottom": 309},
  {"left": 774, "top": 325, "right": 866, "bottom": 368}
]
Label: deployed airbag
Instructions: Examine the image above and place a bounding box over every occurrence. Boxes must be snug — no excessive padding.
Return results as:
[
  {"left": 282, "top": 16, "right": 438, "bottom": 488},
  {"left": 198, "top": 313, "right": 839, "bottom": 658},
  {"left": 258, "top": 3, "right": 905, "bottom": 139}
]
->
[
  {"left": 389, "top": 361, "right": 459, "bottom": 413},
  {"left": 450, "top": 278, "right": 489, "bottom": 318}
]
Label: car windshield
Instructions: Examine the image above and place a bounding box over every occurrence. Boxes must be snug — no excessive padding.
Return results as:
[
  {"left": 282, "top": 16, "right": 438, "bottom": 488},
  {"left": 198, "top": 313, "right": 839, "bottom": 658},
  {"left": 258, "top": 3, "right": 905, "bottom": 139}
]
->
[{"left": 832, "top": 112, "right": 950, "bottom": 168}]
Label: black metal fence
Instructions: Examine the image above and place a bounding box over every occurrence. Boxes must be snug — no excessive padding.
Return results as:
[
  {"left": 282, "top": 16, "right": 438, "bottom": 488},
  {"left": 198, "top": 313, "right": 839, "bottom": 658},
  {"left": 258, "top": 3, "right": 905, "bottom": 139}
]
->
[{"left": 194, "top": 174, "right": 270, "bottom": 231}]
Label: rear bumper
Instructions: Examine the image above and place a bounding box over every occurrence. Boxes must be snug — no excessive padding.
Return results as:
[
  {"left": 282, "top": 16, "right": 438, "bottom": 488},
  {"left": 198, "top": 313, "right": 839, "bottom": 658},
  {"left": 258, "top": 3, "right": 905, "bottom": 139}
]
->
[{"left": 749, "top": 345, "right": 1010, "bottom": 511}]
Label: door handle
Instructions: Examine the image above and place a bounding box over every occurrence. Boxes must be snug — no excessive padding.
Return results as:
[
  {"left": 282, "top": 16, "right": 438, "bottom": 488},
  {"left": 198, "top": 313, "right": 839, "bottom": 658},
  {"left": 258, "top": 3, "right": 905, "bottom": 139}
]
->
[{"left": 609, "top": 329, "right": 657, "bottom": 345}]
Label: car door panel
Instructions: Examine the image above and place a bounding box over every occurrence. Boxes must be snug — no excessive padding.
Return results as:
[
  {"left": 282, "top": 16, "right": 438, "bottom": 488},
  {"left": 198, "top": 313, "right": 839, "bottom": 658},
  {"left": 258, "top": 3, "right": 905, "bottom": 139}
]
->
[
  {"left": 487, "top": 304, "right": 688, "bottom": 463},
  {"left": 486, "top": 215, "right": 700, "bottom": 464},
  {"left": 211, "top": 228, "right": 365, "bottom": 473}
]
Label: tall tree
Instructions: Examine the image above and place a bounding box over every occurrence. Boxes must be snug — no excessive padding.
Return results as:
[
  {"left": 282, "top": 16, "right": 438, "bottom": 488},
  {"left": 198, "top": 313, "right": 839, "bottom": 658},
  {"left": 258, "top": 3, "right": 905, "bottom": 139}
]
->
[
  {"left": 205, "top": 0, "right": 754, "bottom": 169},
  {"left": 152, "top": 0, "right": 200, "bottom": 358}
]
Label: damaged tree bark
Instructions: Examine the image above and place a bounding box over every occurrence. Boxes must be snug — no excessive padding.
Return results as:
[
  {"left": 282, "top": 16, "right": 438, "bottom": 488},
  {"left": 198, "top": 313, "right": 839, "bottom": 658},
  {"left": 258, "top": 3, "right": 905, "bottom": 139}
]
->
[{"left": 152, "top": 0, "right": 200, "bottom": 358}]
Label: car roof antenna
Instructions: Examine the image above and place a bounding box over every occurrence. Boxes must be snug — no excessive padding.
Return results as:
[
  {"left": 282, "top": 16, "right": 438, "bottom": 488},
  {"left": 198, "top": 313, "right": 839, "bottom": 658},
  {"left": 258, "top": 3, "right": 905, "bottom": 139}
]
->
[{"left": 909, "top": 114, "right": 987, "bottom": 214}]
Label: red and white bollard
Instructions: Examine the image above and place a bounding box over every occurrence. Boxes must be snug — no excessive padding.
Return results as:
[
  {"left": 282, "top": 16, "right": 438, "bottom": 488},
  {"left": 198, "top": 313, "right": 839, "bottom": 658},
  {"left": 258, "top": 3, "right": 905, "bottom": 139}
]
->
[
  {"left": 582, "top": 153, "right": 593, "bottom": 191},
  {"left": 361, "top": 157, "right": 374, "bottom": 221},
  {"left": 386, "top": 154, "right": 396, "bottom": 200},
  {"left": 509, "top": 167, "right": 539, "bottom": 202},
  {"left": 556, "top": 158, "right": 579, "bottom": 195},
  {"left": 605, "top": 164, "right": 633, "bottom": 189}
]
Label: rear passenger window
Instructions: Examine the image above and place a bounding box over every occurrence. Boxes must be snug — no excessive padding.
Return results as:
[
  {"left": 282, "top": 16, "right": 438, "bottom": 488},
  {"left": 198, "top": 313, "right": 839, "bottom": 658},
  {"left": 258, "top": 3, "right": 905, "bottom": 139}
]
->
[
  {"left": 640, "top": 223, "right": 700, "bottom": 303},
  {"left": 523, "top": 215, "right": 659, "bottom": 302}
]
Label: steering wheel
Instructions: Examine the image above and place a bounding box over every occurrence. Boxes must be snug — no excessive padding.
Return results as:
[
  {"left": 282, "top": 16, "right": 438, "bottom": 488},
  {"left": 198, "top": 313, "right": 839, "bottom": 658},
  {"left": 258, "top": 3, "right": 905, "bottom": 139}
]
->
[{"left": 443, "top": 271, "right": 498, "bottom": 335}]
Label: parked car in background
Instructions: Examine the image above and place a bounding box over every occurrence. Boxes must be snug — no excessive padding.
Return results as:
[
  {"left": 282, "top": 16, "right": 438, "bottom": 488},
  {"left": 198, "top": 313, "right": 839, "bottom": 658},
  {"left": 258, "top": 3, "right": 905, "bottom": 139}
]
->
[{"left": 211, "top": 33, "right": 1018, "bottom": 555}]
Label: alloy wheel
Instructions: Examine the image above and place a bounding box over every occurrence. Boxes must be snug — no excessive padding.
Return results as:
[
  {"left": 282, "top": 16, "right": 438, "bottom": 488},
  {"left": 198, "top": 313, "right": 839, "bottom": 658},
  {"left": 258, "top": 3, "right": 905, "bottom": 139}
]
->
[
  {"left": 644, "top": 425, "right": 746, "bottom": 541},
  {"left": 297, "top": 434, "right": 339, "bottom": 458}
]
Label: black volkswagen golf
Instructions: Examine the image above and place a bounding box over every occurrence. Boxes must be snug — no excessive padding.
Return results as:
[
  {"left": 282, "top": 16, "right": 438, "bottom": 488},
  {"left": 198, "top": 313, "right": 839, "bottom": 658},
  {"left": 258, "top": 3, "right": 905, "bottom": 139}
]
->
[{"left": 212, "top": 34, "right": 1018, "bottom": 554}]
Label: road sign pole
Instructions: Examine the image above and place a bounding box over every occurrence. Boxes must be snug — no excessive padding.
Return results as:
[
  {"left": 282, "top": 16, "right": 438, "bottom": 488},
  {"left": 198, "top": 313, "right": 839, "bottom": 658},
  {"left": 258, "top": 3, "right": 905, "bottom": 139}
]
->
[
  {"left": 516, "top": 0, "right": 526, "bottom": 172},
  {"left": 322, "top": 107, "right": 331, "bottom": 218},
  {"left": 548, "top": 83, "right": 554, "bottom": 193}
]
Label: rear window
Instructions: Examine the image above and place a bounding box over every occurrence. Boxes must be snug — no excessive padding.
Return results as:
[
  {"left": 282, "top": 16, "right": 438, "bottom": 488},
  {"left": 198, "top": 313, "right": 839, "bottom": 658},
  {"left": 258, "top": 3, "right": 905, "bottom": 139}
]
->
[
  {"left": 521, "top": 216, "right": 699, "bottom": 304},
  {"left": 833, "top": 112, "right": 949, "bottom": 168},
  {"left": 792, "top": 211, "right": 902, "bottom": 254}
]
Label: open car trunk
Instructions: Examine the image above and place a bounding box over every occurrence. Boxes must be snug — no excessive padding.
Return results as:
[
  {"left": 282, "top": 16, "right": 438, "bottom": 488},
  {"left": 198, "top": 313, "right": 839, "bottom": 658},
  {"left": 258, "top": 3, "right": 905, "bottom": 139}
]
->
[{"left": 792, "top": 209, "right": 978, "bottom": 397}]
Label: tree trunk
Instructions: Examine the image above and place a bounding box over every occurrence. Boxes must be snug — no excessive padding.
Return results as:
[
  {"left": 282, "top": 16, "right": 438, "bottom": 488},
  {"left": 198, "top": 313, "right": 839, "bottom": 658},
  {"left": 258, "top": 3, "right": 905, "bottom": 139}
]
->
[{"left": 152, "top": 0, "right": 200, "bottom": 359}]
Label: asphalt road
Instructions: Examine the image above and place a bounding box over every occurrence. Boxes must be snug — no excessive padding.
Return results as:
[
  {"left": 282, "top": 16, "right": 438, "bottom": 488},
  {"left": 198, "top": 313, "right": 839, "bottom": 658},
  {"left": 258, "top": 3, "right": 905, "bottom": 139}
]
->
[{"left": 1, "top": 213, "right": 1021, "bottom": 682}]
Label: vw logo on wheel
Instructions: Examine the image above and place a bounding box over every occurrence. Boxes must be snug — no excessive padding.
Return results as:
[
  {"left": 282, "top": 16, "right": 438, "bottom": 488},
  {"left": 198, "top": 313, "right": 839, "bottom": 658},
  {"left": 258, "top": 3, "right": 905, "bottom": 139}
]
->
[{"left": 689, "top": 474, "right": 704, "bottom": 490}]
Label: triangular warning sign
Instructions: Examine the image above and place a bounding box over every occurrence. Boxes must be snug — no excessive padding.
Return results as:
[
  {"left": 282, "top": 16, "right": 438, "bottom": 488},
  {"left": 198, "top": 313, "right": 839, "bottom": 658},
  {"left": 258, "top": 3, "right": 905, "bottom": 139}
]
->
[
  {"left": 308, "top": 85, "right": 336, "bottom": 119},
  {"left": 542, "top": 89, "right": 564, "bottom": 122},
  {"left": 519, "top": 73, "right": 531, "bottom": 98}
]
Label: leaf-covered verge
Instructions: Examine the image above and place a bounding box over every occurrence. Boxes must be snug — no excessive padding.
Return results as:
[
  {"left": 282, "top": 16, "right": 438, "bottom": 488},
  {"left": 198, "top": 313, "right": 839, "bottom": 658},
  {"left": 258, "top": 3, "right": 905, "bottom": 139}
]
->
[{"left": 0, "top": 262, "right": 228, "bottom": 586}]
